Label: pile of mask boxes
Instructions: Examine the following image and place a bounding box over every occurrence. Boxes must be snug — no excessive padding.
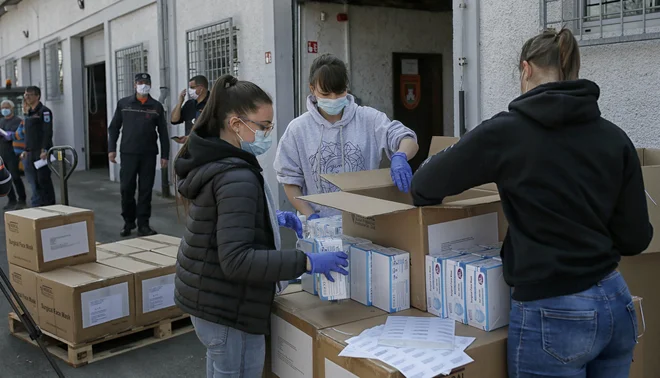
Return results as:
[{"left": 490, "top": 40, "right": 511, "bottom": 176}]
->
[
  {"left": 297, "top": 215, "right": 412, "bottom": 313},
  {"left": 5, "top": 205, "right": 183, "bottom": 346}
]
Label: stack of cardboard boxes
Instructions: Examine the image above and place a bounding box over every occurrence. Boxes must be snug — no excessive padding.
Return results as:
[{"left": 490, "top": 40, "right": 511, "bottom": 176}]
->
[{"left": 6, "top": 205, "right": 183, "bottom": 346}]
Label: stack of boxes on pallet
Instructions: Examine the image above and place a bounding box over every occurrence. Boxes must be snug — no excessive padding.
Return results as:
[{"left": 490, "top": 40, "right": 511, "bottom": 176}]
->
[{"left": 5, "top": 205, "right": 182, "bottom": 346}]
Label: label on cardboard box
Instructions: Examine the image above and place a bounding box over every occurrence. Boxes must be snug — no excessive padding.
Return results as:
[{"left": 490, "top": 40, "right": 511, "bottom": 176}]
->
[
  {"left": 81, "top": 282, "right": 130, "bottom": 328},
  {"left": 270, "top": 314, "right": 313, "bottom": 378},
  {"left": 466, "top": 259, "right": 510, "bottom": 331},
  {"left": 428, "top": 212, "right": 499, "bottom": 255},
  {"left": 41, "top": 221, "right": 89, "bottom": 262},
  {"left": 142, "top": 273, "right": 176, "bottom": 313},
  {"left": 446, "top": 255, "right": 485, "bottom": 324},
  {"left": 325, "top": 359, "right": 359, "bottom": 378},
  {"left": 426, "top": 252, "right": 463, "bottom": 318}
]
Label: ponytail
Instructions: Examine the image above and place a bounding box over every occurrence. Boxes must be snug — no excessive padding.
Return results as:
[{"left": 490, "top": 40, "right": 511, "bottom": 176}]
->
[{"left": 519, "top": 27, "right": 581, "bottom": 81}]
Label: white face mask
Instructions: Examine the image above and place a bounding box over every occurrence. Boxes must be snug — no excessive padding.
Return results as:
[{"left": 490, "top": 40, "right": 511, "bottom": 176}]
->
[
  {"left": 136, "top": 84, "right": 151, "bottom": 95},
  {"left": 188, "top": 88, "right": 199, "bottom": 100}
]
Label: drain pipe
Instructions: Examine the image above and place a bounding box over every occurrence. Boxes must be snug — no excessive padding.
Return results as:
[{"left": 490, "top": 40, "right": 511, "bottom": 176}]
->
[{"left": 156, "top": 0, "right": 171, "bottom": 198}]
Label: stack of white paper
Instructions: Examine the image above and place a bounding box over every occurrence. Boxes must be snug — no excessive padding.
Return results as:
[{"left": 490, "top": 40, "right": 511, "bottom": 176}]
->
[{"left": 339, "top": 319, "right": 476, "bottom": 378}]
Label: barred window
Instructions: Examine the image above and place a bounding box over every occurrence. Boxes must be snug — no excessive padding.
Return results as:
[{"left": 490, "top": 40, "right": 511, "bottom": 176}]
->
[
  {"left": 45, "top": 40, "right": 64, "bottom": 100},
  {"left": 5, "top": 59, "right": 17, "bottom": 84},
  {"left": 541, "top": 0, "right": 660, "bottom": 45},
  {"left": 186, "top": 18, "right": 239, "bottom": 87},
  {"left": 115, "top": 43, "right": 148, "bottom": 100}
]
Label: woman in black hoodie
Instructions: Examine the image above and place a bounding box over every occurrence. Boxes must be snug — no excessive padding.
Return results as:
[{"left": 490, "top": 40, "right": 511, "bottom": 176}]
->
[
  {"left": 174, "top": 75, "right": 348, "bottom": 378},
  {"left": 412, "top": 29, "right": 652, "bottom": 378}
]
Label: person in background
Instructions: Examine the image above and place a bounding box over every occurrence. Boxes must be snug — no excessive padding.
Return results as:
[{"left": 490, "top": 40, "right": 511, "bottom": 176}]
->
[
  {"left": 0, "top": 100, "right": 26, "bottom": 210},
  {"left": 274, "top": 54, "right": 419, "bottom": 220},
  {"left": 174, "top": 74, "right": 348, "bottom": 378},
  {"left": 22, "top": 86, "right": 55, "bottom": 207},
  {"left": 170, "top": 75, "right": 209, "bottom": 144},
  {"left": 411, "top": 28, "right": 650, "bottom": 378},
  {"left": 0, "top": 156, "right": 15, "bottom": 197},
  {"left": 108, "top": 73, "right": 170, "bottom": 237}
]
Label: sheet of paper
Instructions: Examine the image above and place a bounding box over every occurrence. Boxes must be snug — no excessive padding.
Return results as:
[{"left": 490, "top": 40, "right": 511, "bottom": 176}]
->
[
  {"left": 81, "top": 282, "right": 130, "bottom": 328},
  {"left": 427, "top": 212, "right": 499, "bottom": 255},
  {"left": 142, "top": 273, "right": 176, "bottom": 313},
  {"left": 378, "top": 316, "right": 455, "bottom": 349},
  {"left": 0, "top": 128, "right": 8, "bottom": 138},
  {"left": 41, "top": 221, "right": 90, "bottom": 262},
  {"left": 33, "top": 155, "right": 57, "bottom": 170}
]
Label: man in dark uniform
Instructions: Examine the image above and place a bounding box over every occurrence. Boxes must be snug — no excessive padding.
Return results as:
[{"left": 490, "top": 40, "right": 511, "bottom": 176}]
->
[
  {"left": 108, "top": 73, "right": 169, "bottom": 237},
  {"left": 22, "top": 86, "right": 55, "bottom": 207},
  {"left": 170, "top": 75, "right": 208, "bottom": 144}
]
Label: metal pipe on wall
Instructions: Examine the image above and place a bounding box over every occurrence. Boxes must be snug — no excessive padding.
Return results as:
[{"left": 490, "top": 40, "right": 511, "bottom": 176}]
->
[{"left": 156, "top": 0, "right": 171, "bottom": 197}]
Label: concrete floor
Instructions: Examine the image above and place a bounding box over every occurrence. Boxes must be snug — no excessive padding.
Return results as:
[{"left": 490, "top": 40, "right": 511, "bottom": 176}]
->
[{"left": 0, "top": 169, "right": 207, "bottom": 377}]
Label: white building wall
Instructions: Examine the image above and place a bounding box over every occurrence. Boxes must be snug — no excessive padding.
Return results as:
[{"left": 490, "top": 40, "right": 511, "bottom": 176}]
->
[
  {"left": 300, "top": 3, "right": 454, "bottom": 134},
  {"left": 477, "top": 1, "right": 660, "bottom": 147}
]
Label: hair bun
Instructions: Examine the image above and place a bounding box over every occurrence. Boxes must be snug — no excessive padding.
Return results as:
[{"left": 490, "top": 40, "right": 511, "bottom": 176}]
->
[{"left": 224, "top": 76, "right": 238, "bottom": 88}]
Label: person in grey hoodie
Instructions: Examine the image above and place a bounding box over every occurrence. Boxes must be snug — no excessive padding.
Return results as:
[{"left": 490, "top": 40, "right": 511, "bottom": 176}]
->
[{"left": 274, "top": 54, "right": 419, "bottom": 219}]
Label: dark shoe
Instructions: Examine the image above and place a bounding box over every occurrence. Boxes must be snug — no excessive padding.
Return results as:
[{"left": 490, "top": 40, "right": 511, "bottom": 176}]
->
[
  {"left": 120, "top": 223, "right": 136, "bottom": 237},
  {"left": 3, "top": 201, "right": 17, "bottom": 211},
  {"left": 137, "top": 225, "right": 157, "bottom": 237}
]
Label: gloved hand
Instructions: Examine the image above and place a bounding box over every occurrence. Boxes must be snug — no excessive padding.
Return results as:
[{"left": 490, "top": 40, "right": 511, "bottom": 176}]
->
[
  {"left": 308, "top": 213, "right": 321, "bottom": 221},
  {"left": 390, "top": 152, "right": 413, "bottom": 193},
  {"left": 306, "top": 252, "right": 349, "bottom": 282},
  {"left": 277, "top": 210, "right": 303, "bottom": 239}
]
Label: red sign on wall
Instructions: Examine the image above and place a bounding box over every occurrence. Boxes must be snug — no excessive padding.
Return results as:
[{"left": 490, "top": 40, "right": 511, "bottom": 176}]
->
[{"left": 307, "top": 41, "right": 319, "bottom": 54}]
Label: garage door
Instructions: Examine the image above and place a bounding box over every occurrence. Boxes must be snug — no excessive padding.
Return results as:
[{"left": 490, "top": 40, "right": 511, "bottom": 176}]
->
[{"left": 83, "top": 29, "right": 105, "bottom": 66}]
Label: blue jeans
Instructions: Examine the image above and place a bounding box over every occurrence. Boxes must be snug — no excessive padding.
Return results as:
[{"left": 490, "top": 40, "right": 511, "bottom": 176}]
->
[
  {"left": 190, "top": 316, "right": 265, "bottom": 378},
  {"left": 508, "top": 271, "right": 638, "bottom": 378}
]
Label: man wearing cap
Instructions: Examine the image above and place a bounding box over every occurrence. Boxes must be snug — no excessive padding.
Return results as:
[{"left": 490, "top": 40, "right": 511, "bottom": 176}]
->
[
  {"left": 108, "top": 73, "right": 170, "bottom": 237},
  {"left": 170, "top": 75, "right": 209, "bottom": 144}
]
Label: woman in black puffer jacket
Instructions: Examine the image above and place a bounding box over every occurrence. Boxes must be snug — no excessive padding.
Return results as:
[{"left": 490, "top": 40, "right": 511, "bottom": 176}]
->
[{"left": 173, "top": 74, "right": 348, "bottom": 378}]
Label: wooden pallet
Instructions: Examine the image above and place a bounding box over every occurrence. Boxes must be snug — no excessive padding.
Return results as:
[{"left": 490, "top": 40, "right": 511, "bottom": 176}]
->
[{"left": 8, "top": 312, "right": 194, "bottom": 367}]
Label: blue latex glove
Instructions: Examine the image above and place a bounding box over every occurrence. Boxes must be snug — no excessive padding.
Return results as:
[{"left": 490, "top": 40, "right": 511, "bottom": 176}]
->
[
  {"left": 306, "top": 252, "right": 349, "bottom": 282},
  {"left": 277, "top": 210, "right": 303, "bottom": 239},
  {"left": 390, "top": 152, "right": 413, "bottom": 193},
  {"left": 308, "top": 213, "right": 321, "bottom": 221}
]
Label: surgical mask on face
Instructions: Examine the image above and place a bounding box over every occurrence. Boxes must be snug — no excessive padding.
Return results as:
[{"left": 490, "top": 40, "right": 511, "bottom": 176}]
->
[
  {"left": 136, "top": 84, "right": 151, "bottom": 95},
  {"left": 188, "top": 88, "right": 199, "bottom": 100},
  {"left": 317, "top": 96, "right": 348, "bottom": 116},
  {"left": 236, "top": 120, "right": 272, "bottom": 156},
  {"left": 1, "top": 109, "right": 11, "bottom": 117}
]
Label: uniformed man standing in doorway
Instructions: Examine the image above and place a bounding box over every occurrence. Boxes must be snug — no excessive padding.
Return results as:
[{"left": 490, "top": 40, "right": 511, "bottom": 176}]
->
[
  {"left": 170, "top": 75, "right": 208, "bottom": 144},
  {"left": 108, "top": 73, "right": 169, "bottom": 237},
  {"left": 22, "top": 86, "right": 56, "bottom": 207}
]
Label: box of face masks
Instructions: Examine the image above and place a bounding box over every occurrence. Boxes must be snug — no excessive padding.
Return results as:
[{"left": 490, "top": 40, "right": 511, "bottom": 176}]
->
[
  {"left": 446, "top": 254, "right": 486, "bottom": 324},
  {"left": 350, "top": 243, "right": 375, "bottom": 306},
  {"left": 297, "top": 239, "right": 319, "bottom": 296},
  {"left": 425, "top": 251, "right": 463, "bottom": 318},
  {"left": 466, "top": 258, "right": 510, "bottom": 331},
  {"left": 315, "top": 238, "right": 350, "bottom": 301},
  {"left": 371, "top": 246, "right": 410, "bottom": 313}
]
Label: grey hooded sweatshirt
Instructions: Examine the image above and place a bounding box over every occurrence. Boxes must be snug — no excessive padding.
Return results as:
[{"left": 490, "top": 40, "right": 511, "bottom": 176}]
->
[{"left": 274, "top": 95, "right": 417, "bottom": 217}]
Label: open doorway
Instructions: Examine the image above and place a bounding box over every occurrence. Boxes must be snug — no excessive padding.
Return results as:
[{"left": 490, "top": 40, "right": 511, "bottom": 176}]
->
[{"left": 86, "top": 63, "right": 108, "bottom": 170}]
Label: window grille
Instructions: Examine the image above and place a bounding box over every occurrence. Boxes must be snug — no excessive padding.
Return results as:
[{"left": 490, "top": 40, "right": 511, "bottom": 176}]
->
[
  {"left": 186, "top": 18, "right": 239, "bottom": 87},
  {"left": 541, "top": 0, "right": 660, "bottom": 45},
  {"left": 44, "top": 40, "right": 63, "bottom": 100},
  {"left": 5, "top": 59, "right": 17, "bottom": 84},
  {"left": 115, "top": 43, "right": 148, "bottom": 100}
]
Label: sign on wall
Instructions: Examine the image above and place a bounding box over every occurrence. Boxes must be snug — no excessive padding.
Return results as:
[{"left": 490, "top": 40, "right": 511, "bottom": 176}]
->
[
  {"left": 400, "top": 74, "right": 421, "bottom": 110},
  {"left": 307, "top": 41, "right": 319, "bottom": 54}
]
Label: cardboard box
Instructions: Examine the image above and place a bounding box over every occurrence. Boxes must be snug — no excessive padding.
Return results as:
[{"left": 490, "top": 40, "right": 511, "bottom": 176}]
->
[
  {"left": 636, "top": 148, "right": 660, "bottom": 254},
  {"left": 97, "top": 242, "right": 146, "bottom": 256},
  {"left": 301, "top": 137, "right": 507, "bottom": 311},
  {"left": 96, "top": 249, "right": 120, "bottom": 261},
  {"left": 446, "top": 254, "right": 486, "bottom": 324},
  {"left": 5, "top": 205, "right": 97, "bottom": 272},
  {"left": 316, "top": 308, "right": 508, "bottom": 378},
  {"left": 269, "top": 291, "right": 385, "bottom": 378},
  {"left": 151, "top": 245, "right": 179, "bottom": 259},
  {"left": 99, "top": 252, "right": 181, "bottom": 327},
  {"left": 425, "top": 252, "right": 463, "bottom": 318},
  {"left": 372, "top": 247, "right": 410, "bottom": 313},
  {"left": 37, "top": 262, "right": 135, "bottom": 344},
  {"left": 140, "top": 234, "right": 181, "bottom": 246},
  {"left": 466, "top": 259, "right": 510, "bottom": 331},
  {"left": 116, "top": 238, "right": 167, "bottom": 251},
  {"left": 9, "top": 263, "right": 39, "bottom": 321}
]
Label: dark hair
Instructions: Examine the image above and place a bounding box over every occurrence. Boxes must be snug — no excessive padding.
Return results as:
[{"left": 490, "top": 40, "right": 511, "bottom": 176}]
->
[
  {"left": 309, "top": 54, "right": 349, "bottom": 94},
  {"left": 189, "top": 75, "right": 209, "bottom": 89},
  {"left": 26, "top": 86, "right": 41, "bottom": 98},
  {"left": 520, "top": 28, "right": 580, "bottom": 81}
]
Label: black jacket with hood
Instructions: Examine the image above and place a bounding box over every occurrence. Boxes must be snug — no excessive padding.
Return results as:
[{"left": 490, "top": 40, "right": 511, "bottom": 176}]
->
[
  {"left": 411, "top": 79, "right": 653, "bottom": 301},
  {"left": 174, "top": 130, "right": 308, "bottom": 335}
]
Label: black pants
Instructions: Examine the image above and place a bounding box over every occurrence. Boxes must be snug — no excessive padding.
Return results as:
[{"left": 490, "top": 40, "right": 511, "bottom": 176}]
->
[
  {"left": 23, "top": 152, "right": 55, "bottom": 207},
  {"left": 120, "top": 153, "right": 156, "bottom": 227},
  {"left": 3, "top": 152, "right": 26, "bottom": 202}
]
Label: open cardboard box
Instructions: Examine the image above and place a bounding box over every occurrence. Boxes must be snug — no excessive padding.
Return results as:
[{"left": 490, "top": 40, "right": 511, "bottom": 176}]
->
[
  {"left": 300, "top": 137, "right": 508, "bottom": 311},
  {"left": 636, "top": 147, "right": 660, "bottom": 254}
]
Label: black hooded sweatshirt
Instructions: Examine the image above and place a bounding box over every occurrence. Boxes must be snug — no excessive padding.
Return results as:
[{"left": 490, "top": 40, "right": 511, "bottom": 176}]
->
[
  {"left": 411, "top": 79, "right": 653, "bottom": 302},
  {"left": 173, "top": 130, "right": 307, "bottom": 334}
]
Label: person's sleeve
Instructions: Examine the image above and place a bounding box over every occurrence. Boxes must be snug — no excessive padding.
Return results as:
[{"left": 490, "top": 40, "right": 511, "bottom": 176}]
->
[
  {"left": 609, "top": 139, "right": 654, "bottom": 256},
  {"left": 171, "top": 101, "right": 187, "bottom": 125},
  {"left": 411, "top": 121, "right": 500, "bottom": 206},
  {"left": 214, "top": 168, "right": 308, "bottom": 283},
  {"left": 41, "top": 109, "right": 53, "bottom": 151},
  {"left": 11, "top": 121, "right": 24, "bottom": 141},
  {"left": 158, "top": 104, "right": 170, "bottom": 159},
  {"left": 108, "top": 102, "right": 123, "bottom": 153},
  {"left": 0, "top": 157, "right": 12, "bottom": 197},
  {"left": 274, "top": 125, "right": 306, "bottom": 187},
  {"left": 372, "top": 109, "right": 418, "bottom": 159}
]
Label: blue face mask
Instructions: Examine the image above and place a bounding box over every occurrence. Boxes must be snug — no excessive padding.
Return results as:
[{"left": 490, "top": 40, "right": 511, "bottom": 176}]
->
[
  {"left": 317, "top": 96, "right": 348, "bottom": 116},
  {"left": 1, "top": 109, "right": 11, "bottom": 117},
  {"left": 237, "top": 120, "right": 272, "bottom": 156}
]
